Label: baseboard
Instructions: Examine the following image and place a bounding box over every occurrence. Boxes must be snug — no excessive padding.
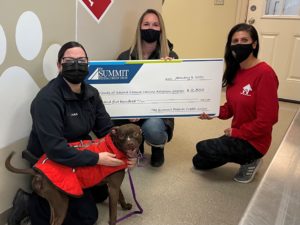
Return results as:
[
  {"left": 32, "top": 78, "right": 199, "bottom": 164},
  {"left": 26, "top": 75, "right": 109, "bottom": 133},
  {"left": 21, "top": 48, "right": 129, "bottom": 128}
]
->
[
  {"left": 279, "top": 98, "right": 300, "bottom": 104},
  {"left": 0, "top": 208, "right": 10, "bottom": 225}
]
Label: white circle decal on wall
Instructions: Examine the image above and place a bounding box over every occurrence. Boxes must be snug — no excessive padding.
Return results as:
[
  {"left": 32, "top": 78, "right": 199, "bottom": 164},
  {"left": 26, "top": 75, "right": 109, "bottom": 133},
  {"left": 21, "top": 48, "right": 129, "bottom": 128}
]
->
[
  {"left": 0, "top": 66, "right": 39, "bottom": 149},
  {"left": 16, "top": 11, "right": 43, "bottom": 60},
  {"left": 43, "top": 44, "right": 61, "bottom": 81},
  {"left": 0, "top": 25, "right": 7, "bottom": 65}
]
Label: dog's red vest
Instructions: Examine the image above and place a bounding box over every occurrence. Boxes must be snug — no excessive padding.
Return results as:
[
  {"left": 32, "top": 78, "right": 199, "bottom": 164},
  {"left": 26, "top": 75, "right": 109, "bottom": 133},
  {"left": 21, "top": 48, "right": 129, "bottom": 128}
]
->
[{"left": 34, "top": 134, "right": 128, "bottom": 197}]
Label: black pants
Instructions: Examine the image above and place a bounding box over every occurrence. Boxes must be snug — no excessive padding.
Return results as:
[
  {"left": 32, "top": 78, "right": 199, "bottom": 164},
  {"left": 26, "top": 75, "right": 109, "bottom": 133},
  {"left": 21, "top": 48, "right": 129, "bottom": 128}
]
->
[
  {"left": 192, "top": 135, "right": 263, "bottom": 170},
  {"left": 29, "top": 185, "right": 108, "bottom": 225}
]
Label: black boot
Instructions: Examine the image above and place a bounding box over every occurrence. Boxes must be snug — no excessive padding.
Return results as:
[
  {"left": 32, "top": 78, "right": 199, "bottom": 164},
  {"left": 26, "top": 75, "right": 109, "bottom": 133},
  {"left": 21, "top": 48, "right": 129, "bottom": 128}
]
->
[
  {"left": 7, "top": 189, "right": 31, "bottom": 225},
  {"left": 90, "top": 184, "right": 109, "bottom": 203},
  {"left": 139, "top": 137, "right": 145, "bottom": 155},
  {"left": 151, "top": 146, "right": 164, "bottom": 167},
  {"left": 139, "top": 141, "right": 145, "bottom": 155}
]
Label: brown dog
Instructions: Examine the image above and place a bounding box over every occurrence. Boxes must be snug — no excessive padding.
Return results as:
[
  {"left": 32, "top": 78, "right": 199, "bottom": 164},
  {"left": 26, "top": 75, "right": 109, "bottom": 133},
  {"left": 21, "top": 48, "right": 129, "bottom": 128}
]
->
[{"left": 5, "top": 123, "right": 142, "bottom": 225}]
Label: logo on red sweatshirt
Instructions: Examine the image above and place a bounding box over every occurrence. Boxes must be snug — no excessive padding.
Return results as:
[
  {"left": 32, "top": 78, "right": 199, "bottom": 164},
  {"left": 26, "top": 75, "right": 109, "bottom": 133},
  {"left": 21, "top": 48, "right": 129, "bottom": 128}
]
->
[{"left": 241, "top": 84, "right": 252, "bottom": 96}]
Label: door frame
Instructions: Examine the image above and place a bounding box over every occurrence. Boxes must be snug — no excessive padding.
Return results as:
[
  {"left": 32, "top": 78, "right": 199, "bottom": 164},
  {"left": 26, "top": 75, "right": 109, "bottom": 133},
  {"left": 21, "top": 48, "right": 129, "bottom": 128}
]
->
[{"left": 236, "top": 0, "right": 249, "bottom": 23}]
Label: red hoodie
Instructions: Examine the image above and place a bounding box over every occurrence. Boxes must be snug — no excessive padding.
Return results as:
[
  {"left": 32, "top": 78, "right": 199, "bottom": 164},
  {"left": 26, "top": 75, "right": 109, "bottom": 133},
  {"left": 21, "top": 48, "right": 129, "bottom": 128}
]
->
[
  {"left": 34, "top": 134, "right": 128, "bottom": 197},
  {"left": 219, "top": 62, "right": 279, "bottom": 154}
]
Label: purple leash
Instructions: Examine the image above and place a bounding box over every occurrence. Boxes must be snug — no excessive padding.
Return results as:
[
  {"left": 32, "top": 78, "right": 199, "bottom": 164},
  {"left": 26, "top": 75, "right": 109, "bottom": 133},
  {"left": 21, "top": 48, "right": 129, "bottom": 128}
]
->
[{"left": 116, "top": 169, "right": 143, "bottom": 223}]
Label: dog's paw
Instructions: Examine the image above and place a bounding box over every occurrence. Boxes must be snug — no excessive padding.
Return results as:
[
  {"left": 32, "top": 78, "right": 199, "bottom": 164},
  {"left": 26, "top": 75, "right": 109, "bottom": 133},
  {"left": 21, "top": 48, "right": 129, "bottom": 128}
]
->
[{"left": 121, "top": 203, "right": 132, "bottom": 210}]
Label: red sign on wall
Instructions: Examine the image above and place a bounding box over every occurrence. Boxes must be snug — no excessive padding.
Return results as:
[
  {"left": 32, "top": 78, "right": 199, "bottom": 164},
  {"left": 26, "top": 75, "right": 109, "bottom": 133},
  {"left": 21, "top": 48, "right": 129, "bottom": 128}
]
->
[{"left": 80, "top": 0, "right": 113, "bottom": 22}]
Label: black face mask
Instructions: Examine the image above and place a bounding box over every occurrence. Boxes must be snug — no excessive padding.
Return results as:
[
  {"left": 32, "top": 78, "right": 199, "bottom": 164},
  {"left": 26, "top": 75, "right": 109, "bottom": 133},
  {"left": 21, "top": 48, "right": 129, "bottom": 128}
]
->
[
  {"left": 230, "top": 43, "right": 254, "bottom": 63},
  {"left": 61, "top": 62, "right": 88, "bottom": 84},
  {"left": 141, "top": 29, "right": 160, "bottom": 43}
]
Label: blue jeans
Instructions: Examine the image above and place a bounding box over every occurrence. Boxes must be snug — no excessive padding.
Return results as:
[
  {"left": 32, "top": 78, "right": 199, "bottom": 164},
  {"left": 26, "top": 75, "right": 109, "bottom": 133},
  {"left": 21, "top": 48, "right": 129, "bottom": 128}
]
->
[{"left": 141, "top": 118, "right": 168, "bottom": 147}]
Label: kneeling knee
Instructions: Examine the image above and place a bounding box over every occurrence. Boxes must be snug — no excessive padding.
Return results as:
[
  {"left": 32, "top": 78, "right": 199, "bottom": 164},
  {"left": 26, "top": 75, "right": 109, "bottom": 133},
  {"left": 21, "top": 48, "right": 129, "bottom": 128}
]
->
[
  {"left": 192, "top": 154, "right": 203, "bottom": 170},
  {"left": 192, "top": 154, "right": 211, "bottom": 170}
]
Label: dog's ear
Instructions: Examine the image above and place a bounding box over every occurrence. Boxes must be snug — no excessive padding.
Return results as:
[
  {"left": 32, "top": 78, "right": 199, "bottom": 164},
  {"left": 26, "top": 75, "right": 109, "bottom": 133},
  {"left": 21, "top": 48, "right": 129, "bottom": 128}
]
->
[{"left": 111, "top": 126, "right": 120, "bottom": 136}]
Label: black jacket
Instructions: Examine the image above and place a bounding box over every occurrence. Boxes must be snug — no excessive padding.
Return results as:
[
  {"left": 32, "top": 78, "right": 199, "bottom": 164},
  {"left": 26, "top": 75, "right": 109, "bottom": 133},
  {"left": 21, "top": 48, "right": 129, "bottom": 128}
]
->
[
  {"left": 27, "top": 75, "right": 113, "bottom": 167},
  {"left": 114, "top": 41, "right": 178, "bottom": 141}
]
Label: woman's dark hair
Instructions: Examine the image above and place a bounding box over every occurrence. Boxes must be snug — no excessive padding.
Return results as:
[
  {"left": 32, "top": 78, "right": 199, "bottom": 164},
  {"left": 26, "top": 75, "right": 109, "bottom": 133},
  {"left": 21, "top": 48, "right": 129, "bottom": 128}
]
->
[
  {"left": 57, "top": 41, "right": 88, "bottom": 63},
  {"left": 222, "top": 23, "right": 259, "bottom": 87}
]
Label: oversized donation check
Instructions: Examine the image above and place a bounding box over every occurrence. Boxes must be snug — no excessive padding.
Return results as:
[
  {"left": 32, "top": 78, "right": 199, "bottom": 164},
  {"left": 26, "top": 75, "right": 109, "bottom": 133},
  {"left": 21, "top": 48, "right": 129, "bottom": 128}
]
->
[{"left": 86, "top": 59, "right": 224, "bottom": 119}]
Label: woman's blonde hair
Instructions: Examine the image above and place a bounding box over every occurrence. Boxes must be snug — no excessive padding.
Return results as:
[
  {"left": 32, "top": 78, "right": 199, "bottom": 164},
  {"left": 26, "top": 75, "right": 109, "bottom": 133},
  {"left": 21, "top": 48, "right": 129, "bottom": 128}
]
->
[{"left": 130, "top": 9, "right": 170, "bottom": 59}]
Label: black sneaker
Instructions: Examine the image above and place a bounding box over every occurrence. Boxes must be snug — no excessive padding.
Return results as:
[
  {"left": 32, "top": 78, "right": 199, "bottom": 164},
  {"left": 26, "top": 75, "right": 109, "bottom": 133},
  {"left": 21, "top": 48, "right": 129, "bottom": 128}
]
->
[
  {"left": 7, "top": 189, "right": 31, "bottom": 225},
  {"left": 150, "top": 147, "right": 164, "bottom": 167},
  {"left": 20, "top": 216, "right": 31, "bottom": 225}
]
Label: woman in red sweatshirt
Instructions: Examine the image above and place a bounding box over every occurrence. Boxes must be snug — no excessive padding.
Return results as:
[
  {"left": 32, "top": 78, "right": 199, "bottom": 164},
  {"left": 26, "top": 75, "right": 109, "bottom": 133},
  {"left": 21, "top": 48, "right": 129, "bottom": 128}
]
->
[{"left": 192, "top": 23, "right": 279, "bottom": 183}]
